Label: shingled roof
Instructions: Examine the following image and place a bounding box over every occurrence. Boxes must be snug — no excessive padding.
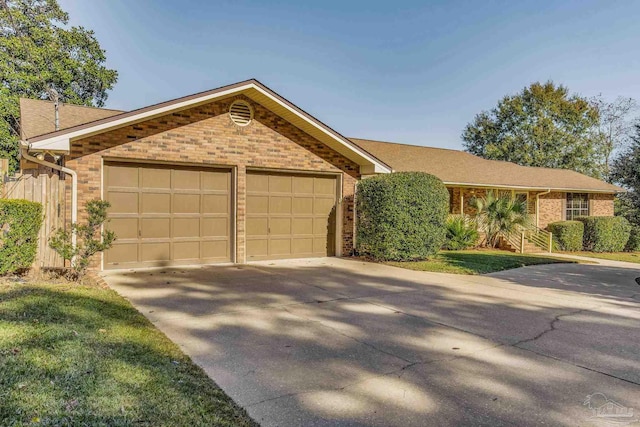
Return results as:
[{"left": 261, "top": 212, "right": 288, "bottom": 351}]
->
[{"left": 351, "top": 138, "right": 622, "bottom": 193}]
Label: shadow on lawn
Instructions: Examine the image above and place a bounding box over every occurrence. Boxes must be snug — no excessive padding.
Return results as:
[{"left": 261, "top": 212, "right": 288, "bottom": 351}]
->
[
  {"left": 0, "top": 284, "right": 257, "bottom": 426},
  {"left": 102, "top": 259, "right": 640, "bottom": 426}
]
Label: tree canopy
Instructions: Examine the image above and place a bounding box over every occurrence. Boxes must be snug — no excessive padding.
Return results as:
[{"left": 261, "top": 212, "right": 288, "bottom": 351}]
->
[
  {"left": 610, "top": 124, "right": 640, "bottom": 226},
  {"left": 462, "top": 81, "right": 604, "bottom": 178},
  {"left": 0, "top": 0, "right": 118, "bottom": 170}
]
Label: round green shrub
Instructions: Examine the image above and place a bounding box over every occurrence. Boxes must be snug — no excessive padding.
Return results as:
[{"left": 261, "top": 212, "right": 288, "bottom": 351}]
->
[
  {"left": 625, "top": 225, "right": 640, "bottom": 252},
  {"left": 548, "top": 221, "right": 584, "bottom": 251},
  {"left": 577, "top": 216, "right": 631, "bottom": 252},
  {"left": 444, "top": 215, "right": 479, "bottom": 250},
  {"left": 356, "top": 172, "right": 448, "bottom": 261},
  {"left": 0, "top": 199, "right": 43, "bottom": 274}
]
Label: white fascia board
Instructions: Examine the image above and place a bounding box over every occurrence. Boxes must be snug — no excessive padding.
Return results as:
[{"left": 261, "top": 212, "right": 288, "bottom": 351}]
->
[
  {"left": 442, "top": 181, "right": 620, "bottom": 193},
  {"left": 29, "top": 136, "right": 71, "bottom": 152}
]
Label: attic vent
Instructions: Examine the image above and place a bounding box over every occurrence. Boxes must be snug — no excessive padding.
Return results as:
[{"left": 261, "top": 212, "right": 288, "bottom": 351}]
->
[{"left": 229, "top": 100, "right": 253, "bottom": 126}]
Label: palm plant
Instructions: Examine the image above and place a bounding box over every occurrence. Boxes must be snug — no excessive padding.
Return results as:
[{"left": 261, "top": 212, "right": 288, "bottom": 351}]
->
[
  {"left": 470, "top": 190, "right": 530, "bottom": 248},
  {"left": 444, "top": 215, "right": 479, "bottom": 250}
]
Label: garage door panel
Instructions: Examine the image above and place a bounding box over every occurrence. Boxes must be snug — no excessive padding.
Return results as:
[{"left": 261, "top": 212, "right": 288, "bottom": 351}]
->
[
  {"left": 108, "top": 192, "right": 138, "bottom": 214},
  {"left": 270, "top": 238, "right": 291, "bottom": 255},
  {"left": 142, "top": 193, "right": 171, "bottom": 214},
  {"left": 173, "top": 218, "right": 200, "bottom": 238},
  {"left": 173, "top": 241, "right": 200, "bottom": 260},
  {"left": 202, "top": 171, "right": 230, "bottom": 191},
  {"left": 106, "top": 243, "right": 138, "bottom": 264},
  {"left": 314, "top": 177, "right": 336, "bottom": 195},
  {"left": 203, "top": 194, "right": 229, "bottom": 214},
  {"left": 141, "top": 218, "right": 171, "bottom": 239},
  {"left": 141, "top": 242, "right": 171, "bottom": 261},
  {"left": 108, "top": 218, "right": 138, "bottom": 239},
  {"left": 173, "top": 194, "right": 200, "bottom": 214},
  {"left": 247, "top": 171, "right": 337, "bottom": 260},
  {"left": 202, "top": 217, "right": 229, "bottom": 237},
  {"left": 107, "top": 165, "right": 138, "bottom": 188},
  {"left": 270, "top": 217, "right": 291, "bottom": 235},
  {"left": 269, "top": 196, "right": 291, "bottom": 214},
  {"left": 247, "top": 217, "right": 268, "bottom": 236},
  {"left": 293, "top": 176, "right": 314, "bottom": 194},
  {"left": 292, "top": 197, "right": 313, "bottom": 214},
  {"left": 269, "top": 175, "right": 292, "bottom": 193},
  {"left": 142, "top": 168, "right": 171, "bottom": 189},
  {"left": 173, "top": 169, "right": 201, "bottom": 190},
  {"left": 202, "top": 240, "right": 229, "bottom": 259},
  {"left": 104, "top": 162, "right": 232, "bottom": 269},
  {"left": 247, "top": 196, "right": 269, "bottom": 214}
]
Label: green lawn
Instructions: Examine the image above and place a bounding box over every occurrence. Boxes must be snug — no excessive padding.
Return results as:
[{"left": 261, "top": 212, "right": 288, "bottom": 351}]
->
[
  {"left": 562, "top": 251, "right": 640, "bottom": 264},
  {"left": 386, "top": 250, "right": 578, "bottom": 275},
  {"left": 0, "top": 280, "right": 257, "bottom": 427}
]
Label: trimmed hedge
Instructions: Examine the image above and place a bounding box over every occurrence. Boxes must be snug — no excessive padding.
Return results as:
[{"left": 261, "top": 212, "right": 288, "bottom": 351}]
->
[
  {"left": 548, "top": 221, "right": 584, "bottom": 251},
  {"left": 625, "top": 225, "right": 640, "bottom": 252},
  {"left": 356, "top": 172, "right": 449, "bottom": 261},
  {"left": 0, "top": 199, "right": 43, "bottom": 274},
  {"left": 577, "top": 216, "right": 631, "bottom": 253}
]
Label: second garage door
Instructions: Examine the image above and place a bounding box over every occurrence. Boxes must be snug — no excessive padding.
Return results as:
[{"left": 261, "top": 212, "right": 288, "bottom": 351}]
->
[
  {"left": 246, "top": 171, "right": 337, "bottom": 260},
  {"left": 104, "top": 162, "right": 232, "bottom": 269}
]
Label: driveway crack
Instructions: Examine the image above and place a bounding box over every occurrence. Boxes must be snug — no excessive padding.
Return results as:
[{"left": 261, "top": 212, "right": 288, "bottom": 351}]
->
[{"left": 513, "top": 308, "right": 590, "bottom": 346}]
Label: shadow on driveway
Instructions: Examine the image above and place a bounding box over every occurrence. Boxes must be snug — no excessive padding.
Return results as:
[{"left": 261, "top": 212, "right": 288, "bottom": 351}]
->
[{"left": 103, "top": 258, "right": 640, "bottom": 427}]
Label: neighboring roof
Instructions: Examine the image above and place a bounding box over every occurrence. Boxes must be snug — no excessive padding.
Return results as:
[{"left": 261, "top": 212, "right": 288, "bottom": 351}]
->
[
  {"left": 19, "top": 98, "right": 123, "bottom": 140},
  {"left": 25, "top": 79, "right": 391, "bottom": 174},
  {"left": 351, "top": 138, "right": 623, "bottom": 193}
]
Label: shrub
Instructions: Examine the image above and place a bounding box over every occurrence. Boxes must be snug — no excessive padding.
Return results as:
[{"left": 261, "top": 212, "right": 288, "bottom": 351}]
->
[
  {"left": 548, "top": 221, "right": 584, "bottom": 251},
  {"left": 356, "top": 172, "right": 448, "bottom": 261},
  {"left": 0, "top": 199, "right": 43, "bottom": 274},
  {"left": 443, "top": 215, "right": 479, "bottom": 250},
  {"left": 49, "top": 199, "right": 116, "bottom": 280},
  {"left": 577, "top": 216, "right": 631, "bottom": 252},
  {"left": 625, "top": 225, "right": 640, "bottom": 252}
]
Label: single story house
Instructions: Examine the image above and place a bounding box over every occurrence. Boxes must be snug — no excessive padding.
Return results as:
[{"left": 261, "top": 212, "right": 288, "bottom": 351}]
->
[{"left": 17, "top": 79, "right": 621, "bottom": 270}]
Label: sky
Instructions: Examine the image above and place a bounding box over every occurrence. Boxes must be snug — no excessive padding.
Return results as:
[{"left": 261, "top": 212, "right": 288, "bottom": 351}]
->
[{"left": 58, "top": 0, "right": 640, "bottom": 151}]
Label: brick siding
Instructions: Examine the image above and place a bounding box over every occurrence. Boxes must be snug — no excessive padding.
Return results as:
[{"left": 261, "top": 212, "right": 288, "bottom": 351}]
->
[{"left": 65, "top": 95, "right": 360, "bottom": 266}]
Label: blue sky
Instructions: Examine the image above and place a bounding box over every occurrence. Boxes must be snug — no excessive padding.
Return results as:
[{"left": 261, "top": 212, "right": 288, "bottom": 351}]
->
[{"left": 59, "top": 0, "right": 640, "bottom": 150}]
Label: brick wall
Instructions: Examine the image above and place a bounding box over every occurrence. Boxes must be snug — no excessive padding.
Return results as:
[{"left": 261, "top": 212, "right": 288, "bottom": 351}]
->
[
  {"left": 590, "top": 193, "right": 615, "bottom": 216},
  {"left": 66, "top": 95, "right": 360, "bottom": 265},
  {"left": 537, "top": 192, "right": 565, "bottom": 229}
]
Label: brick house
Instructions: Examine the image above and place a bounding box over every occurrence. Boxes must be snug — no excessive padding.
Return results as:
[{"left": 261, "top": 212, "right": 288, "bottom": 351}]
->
[{"left": 18, "top": 79, "right": 621, "bottom": 270}]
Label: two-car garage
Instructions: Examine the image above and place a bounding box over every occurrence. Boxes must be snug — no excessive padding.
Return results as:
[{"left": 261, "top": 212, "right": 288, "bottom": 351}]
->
[{"left": 104, "top": 162, "right": 338, "bottom": 269}]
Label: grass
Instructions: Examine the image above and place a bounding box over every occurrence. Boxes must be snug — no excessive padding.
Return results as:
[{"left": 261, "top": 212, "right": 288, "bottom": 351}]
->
[
  {"left": 561, "top": 251, "right": 640, "bottom": 264},
  {"left": 386, "top": 249, "right": 578, "bottom": 275},
  {"left": 0, "top": 278, "right": 257, "bottom": 427}
]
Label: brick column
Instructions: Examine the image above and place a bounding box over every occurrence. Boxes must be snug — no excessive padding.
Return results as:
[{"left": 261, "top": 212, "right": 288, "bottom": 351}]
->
[{"left": 235, "top": 165, "right": 246, "bottom": 263}]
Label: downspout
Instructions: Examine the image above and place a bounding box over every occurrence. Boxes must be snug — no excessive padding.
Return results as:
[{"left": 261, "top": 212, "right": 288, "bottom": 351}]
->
[
  {"left": 20, "top": 142, "right": 78, "bottom": 252},
  {"left": 535, "top": 189, "right": 551, "bottom": 228}
]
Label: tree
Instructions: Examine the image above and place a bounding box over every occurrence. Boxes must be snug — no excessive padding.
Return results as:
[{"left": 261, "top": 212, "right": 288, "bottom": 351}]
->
[
  {"left": 0, "top": 0, "right": 118, "bottom": 171},
  {"left": 462, "top": 81, "right": 604, "bottom": 178},
  {"left": 610, "top": 123, "right": 640, "bottom": 226},
  {"left": 470, "top": 190, "right": 530, "bottom": 248},
  {"left": 591, "top": 95, "right": 637, "bottom": 178}
]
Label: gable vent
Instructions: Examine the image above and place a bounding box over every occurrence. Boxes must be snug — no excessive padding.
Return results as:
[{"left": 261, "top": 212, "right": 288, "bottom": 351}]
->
[{"left": 229, "top": 100, "right": 253, "bottom": 126}]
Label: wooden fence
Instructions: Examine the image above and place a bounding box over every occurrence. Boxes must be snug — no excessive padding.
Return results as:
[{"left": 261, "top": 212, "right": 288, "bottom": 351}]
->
[{"left": 1, "top": 159, "right": 67, "bottom": 268}]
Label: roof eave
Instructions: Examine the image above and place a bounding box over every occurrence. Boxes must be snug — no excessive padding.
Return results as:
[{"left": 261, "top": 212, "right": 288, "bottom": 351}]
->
[
  {"left": 26, "top": 80, "right": 392, "bottom": 174},
  {"left": 441, "top": 181, "right": 623, "bottom": 193}
]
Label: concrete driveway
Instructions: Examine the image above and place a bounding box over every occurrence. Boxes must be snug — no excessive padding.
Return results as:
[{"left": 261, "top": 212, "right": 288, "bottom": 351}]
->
[{"left": 103, "top": 258, "right": 640, "bottom": 426}]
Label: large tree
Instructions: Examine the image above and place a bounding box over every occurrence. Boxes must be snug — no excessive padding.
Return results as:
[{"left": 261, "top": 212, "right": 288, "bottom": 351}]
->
[
  {"left": 462, "top": 81, "right": 604, "bottom": 178},
  {"left": 610, "top": 123, "right": 640, "bottom": 226},
  {"left": 0, "top": 0, "right": 117, "bottom": 171}
]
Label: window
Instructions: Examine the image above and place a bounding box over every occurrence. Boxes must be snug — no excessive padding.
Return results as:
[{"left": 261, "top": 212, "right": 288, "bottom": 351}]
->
[
  {"left": 515, "top": 192, "right": 528, "bottom": 213},
  {"left": 566, "top": 193, "right": 589, "bottom": 220}
]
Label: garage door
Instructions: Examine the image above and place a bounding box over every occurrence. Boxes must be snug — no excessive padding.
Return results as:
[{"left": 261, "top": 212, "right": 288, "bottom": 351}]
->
[
  {"left": 246, "top": 171, "right": 337, "bottom": 260},
  {"left": 104, "top": 162, "right": 232, "bottom": 269}
]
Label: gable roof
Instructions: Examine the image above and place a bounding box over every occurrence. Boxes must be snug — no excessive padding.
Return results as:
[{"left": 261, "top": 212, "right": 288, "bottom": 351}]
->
[
  {"left": 20, "top": 98, "right": 123, "bottom": 140},
  {"left": 24, "top": 79, "right": 391, "bottom": 174},
  {"left": 351, "top": 138, "right": 622, "bottom": 193}
]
